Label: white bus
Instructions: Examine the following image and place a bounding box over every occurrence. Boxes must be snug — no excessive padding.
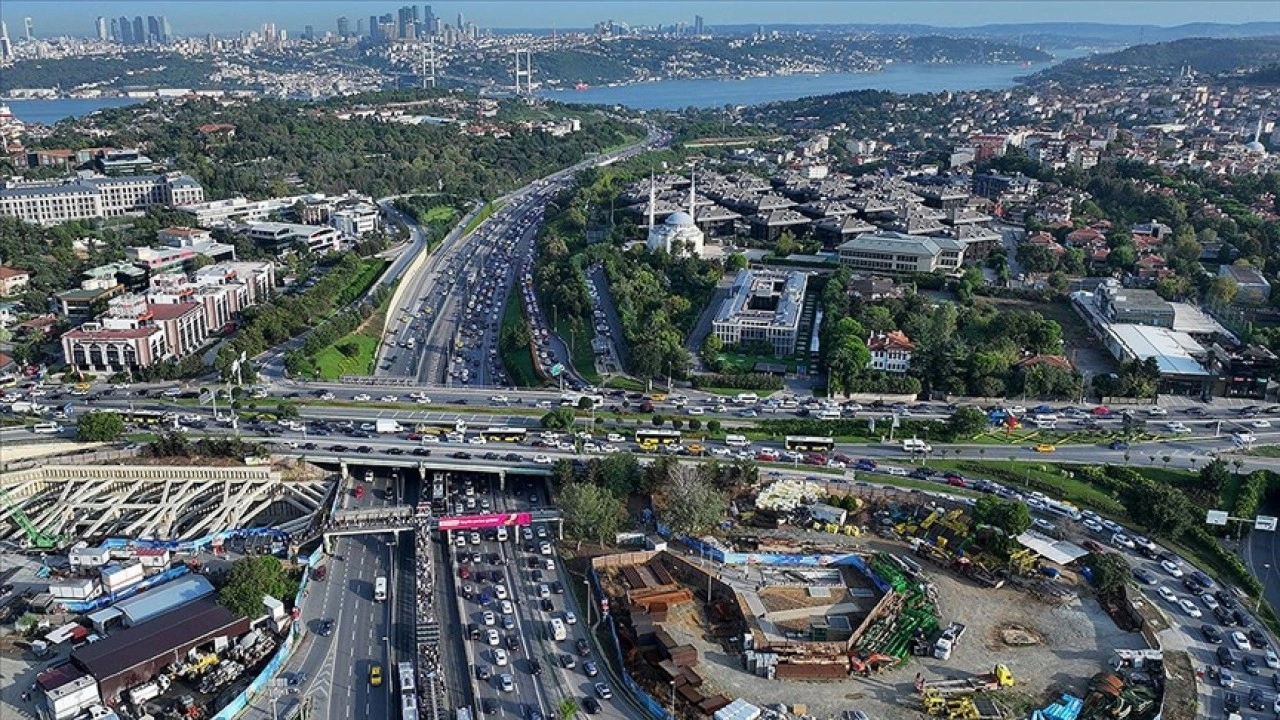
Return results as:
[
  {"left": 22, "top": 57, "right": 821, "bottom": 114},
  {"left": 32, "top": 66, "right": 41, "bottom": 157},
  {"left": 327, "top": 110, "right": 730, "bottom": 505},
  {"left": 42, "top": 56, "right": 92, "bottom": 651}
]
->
[
  {"left": 724, "top": 434, "right": 750, "bottom": 448},
  {"left": 31, "top": 422, "right": 63, "bottom": 434},
  {"left": 549, "top": 618, "right": 567, "bottom": 641},
  {"left": 374, "top": 576, "right": 388, "bottom": 602},
  {"left": 734, "top": 393, "right": 759, "bottom": 405},
  {"left": 398, "top": 661, "right": 415, "bottom": 694},
  {"left": 902, "top": 438, "right": 932, "bottom": 454},
  {"left": 1041, "top": 499, "right": 1082, "bottom": 521}
]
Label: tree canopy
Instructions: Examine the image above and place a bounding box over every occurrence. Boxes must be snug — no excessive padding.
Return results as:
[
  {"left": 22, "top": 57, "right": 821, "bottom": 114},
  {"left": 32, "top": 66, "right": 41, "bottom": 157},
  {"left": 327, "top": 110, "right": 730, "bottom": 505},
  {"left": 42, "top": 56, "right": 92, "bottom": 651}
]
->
[
  {"left": 77, "top": 411, "right": 125, "bottom": 442},
  {"left": 218, "top": 555, "right": 296, "bottom": 618}
]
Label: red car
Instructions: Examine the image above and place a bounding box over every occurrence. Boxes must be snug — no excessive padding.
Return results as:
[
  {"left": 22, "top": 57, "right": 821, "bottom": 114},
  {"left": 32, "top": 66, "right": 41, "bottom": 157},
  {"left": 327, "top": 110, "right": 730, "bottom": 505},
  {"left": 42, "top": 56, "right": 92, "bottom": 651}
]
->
[
  {"left": 458, "top": 566, "right": 471, "bottom": 580},
  {"left": 757, "top": 450, "right": 778, "bottom": 461},
  {"left": 1093, "top": 406, "right": 1110, "bottom": 416},
  {"left": 1082, "top": 539, "right": 1107, "bottom": 554},
  {"left": 353, "top": 485, "right": 365, "bottom": 500},
  {"left": 946, "top": 477, "right": 967, "bottom": 488}
]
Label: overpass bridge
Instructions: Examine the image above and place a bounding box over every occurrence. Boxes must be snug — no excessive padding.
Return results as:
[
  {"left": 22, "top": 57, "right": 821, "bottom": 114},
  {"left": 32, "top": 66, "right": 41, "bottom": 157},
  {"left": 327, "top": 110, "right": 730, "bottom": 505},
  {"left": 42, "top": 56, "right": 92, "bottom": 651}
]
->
[
  {"left": 288, "top": 452, "right": 553, "bottom": 492},
  {"left": 309, "top": 506, "right": 565, "bottom": 550}
]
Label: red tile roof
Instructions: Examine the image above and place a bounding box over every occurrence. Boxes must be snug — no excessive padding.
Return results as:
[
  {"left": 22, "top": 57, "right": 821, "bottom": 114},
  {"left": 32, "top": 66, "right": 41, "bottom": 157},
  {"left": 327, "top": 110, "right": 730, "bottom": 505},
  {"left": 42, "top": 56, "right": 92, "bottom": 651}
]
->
[
  {"left": 868, "top": 330, "right": 914, "bottom": 352},
  {"left": 0, "top": 265, "right": 30, "bottom": 279},
  {"left": 147, "top": 302, "right": 201, "bottom": 321}
]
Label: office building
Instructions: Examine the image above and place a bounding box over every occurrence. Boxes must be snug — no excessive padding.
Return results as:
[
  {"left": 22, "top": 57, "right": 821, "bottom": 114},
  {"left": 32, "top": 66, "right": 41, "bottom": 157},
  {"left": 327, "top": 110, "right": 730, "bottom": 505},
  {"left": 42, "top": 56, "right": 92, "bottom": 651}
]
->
[
  {"left": 23, "top": 17, "right": 32, "bottom": 42},
  {"left": 424, "top": 5, "right": 437, "bottom": 34},
  {"left": 336, "top": 16, "right": 349, "bottom": 37},
  {"left": 0, "top": 173, "right": 205, "bottom": 226},
  {"left": 95, "top": 17, "right": 108, "bottom": 41},
  {"left": 1094, "top": 280, "right": 1175, "bottom": 328},
  {"left": 712, "top": 269, "right": 809, "bottom": 356},
  {"left": 368, "top": 15, "right": 379, "bottom": 41},
  {"left": 694, "top": 15, "right": 704, "bottom": 35},
  {"left": 0, "top": 21, "right": 11, "bottom": 60},
  {"left": 117, "top": 16, "right": 131, "bottom": 44},
  {"left": 238, "top": 222, "right": 341, "bottom": 255},
  {"left": 836, "top": 230, "right": 965, "bottom": 274},
  {"left": 131, "top": 17, "right": 144, "bottom": 46}
]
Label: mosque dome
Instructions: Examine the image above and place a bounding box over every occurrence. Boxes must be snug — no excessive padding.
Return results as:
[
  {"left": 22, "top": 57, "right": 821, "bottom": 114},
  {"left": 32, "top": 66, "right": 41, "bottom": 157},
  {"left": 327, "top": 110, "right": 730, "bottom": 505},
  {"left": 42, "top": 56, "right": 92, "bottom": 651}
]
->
[
  {"left": 1245, "top": 140, "right": 1267, "bottom": 156},
  {"left": 665, "top": 211, "right": 695, "bottom": 226}
]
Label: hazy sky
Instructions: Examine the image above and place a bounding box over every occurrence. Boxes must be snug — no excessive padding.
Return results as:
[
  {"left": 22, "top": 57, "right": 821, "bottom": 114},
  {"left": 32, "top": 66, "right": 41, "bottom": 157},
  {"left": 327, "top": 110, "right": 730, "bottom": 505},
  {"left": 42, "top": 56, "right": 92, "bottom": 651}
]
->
[{"left": 2, "top": 1, "right": 1278, "bottom": 36}]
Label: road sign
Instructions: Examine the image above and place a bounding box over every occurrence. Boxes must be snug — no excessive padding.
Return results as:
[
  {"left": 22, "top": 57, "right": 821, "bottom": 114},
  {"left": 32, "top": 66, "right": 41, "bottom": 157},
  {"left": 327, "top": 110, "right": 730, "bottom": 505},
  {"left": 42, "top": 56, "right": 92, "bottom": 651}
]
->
[
  {"left": 550, "top": 363, "right": 564, "bottom": 377},
  {"left": 1256, "top": 515, "right": 1278, "bottom": 532},
  {"left": 1206, "top": 510, "right": 1230, "bottom": 526}
]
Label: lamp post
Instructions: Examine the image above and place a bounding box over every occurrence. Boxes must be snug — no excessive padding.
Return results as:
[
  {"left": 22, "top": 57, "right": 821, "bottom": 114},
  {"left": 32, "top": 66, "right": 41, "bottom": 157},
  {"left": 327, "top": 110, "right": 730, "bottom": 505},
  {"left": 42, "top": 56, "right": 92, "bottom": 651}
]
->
[
  {"left": 669, "top": 681, "right": 677, "bottom": 717},
  {"left": 1257, "top": 563, "right": 1271, "bottom": 614}
]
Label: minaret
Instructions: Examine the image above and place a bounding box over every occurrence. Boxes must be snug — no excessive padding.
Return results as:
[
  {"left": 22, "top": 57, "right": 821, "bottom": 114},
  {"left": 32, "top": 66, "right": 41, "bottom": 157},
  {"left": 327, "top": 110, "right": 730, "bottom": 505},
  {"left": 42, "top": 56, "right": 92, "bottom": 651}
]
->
[
  {"left": 1255, "top": 116, "right": 1264, "bottom": 144},
  {"left": 648, "top": 172, "right": 656, "bottom": 228},
  {"left": 688, "top": 167, "right": 696, "bottom": 218}
]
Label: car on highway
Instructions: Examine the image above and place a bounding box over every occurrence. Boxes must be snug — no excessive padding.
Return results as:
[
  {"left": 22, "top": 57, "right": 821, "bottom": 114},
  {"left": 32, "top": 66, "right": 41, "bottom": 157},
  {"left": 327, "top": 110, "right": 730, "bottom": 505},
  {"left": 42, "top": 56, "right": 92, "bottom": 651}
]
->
[
  {"left": 1157, "top": 586, "right": 1177, "bottom": 603},
  {"left": 487, "top": 629, "right": 501, "bottom": 646},
  {"left": 582, "top": 697, "right": 601, "bottom": 714},
  {"left": 319, "top": 619, "right": 334, "bottom": 636},
  {"left": 1232, "top": 631, "right": 1252, "bottom": 651},
  {"left": 483, "top": 611, "right": 495, "bottom": 625},
  {"left": 565, "top": 611, "right": 577, "bottom": 625},
  {"left": 1166, "top": 422, "right": 1191, "bottom": 433},
  {"left": 594, "top": 683, "right": 613, "bottom": 700},
  {"left": 1200, "top": 593, "right": 1220, "bottom": 611},
  {"left": 1112, "top": 533, "right": 1136, "bottom": 550},
  {"left": 370, "top": 664, "right": 382, "bottom": 686},
  {"left": 1202, "top": 624, "right": 1224, "bottom": 643},
  {"left": 1132, "top": 567, "right": 1157, "bottom": 584},
  {"left": 1266, "top": 648, "right": 1280, "bottom": 669},
  {"left": 498, "top": 673, "right": 514, "bottom": 692},
  {"left": 1177, "top": 598, "right": 1202, "bottom": 618},
  {"left": 354, "top": 394, "right": 371, "bottom": 402},
  {"left": 1033, "top": 443, "right": 1056, "bottom": 453},
  {"left": 494, "top": 648, "right": 509, "bottom": 666},
  {"left": 495, "top": 584, "right": 509, "bottom": 600},
  {"left": 1160, "top": 560, "right": 1183, "bottom": 577},
  {"left": 576, "top": 638, "right": 591, "bottom": 657}
]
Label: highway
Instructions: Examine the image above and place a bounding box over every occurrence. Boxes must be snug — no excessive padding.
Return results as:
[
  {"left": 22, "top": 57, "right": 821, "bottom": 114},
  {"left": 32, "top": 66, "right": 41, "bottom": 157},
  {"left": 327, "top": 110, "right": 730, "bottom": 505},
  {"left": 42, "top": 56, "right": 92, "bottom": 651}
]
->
[{"left": 375, "top": 126, "right": 668, "bottom": 389}]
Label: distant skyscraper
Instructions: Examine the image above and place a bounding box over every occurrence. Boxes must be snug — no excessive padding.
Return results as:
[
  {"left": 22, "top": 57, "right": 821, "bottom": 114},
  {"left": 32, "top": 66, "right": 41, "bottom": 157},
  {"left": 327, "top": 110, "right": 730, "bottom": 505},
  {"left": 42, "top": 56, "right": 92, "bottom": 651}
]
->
[
  {"left": 159, "top": 16, "right": 171, "bottom": 43},
  {"left": 0, "top": 21, "right": 10, "bottom": 60},
  {"left": 132, "top": 16, "right": 144, "bottom": 46},
  {"left": 118, "top": 16, "right": 132, "bottom": 44},
  {"left": 147, "top": 16, "right": 160, "bottom": 44},
  {"left": 457, "top": 13, "right": 464, "bottom": 30},
  {"left": 96, "top": 17, "right": 108, "bottom": 41},
  {"left": 424, "top": 5, "right": 437, "bottom": 35},
  {"left": 369, "top": 15, "right": 379, "bottom": 41},
  {"left": 336, "top": 16, "right": 349, "bottom": 37},
  {"left": 23, "top": 17, "right": 33, "bottom": 42},
  {"left": 397, "top": 5, "right": 416, "bottom": 39},
  {"left": 355, "top": 18, "right": 365, "bottom": 36},
  {"left": 694, "top": 15, "right": 704, "bottom": 35},
  {"left": 109, "top": 17, "right": 119, "bottom": 41},
  {"left": 304, "top": 25, "right": 314, "bottom": 41}
]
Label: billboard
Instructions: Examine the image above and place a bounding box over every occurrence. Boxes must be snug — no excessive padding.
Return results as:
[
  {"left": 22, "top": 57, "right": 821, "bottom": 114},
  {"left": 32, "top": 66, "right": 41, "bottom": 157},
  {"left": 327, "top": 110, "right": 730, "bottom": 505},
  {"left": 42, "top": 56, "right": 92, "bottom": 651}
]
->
[{"left": 437, "top": 512, "right": 532, "bottom": 531}]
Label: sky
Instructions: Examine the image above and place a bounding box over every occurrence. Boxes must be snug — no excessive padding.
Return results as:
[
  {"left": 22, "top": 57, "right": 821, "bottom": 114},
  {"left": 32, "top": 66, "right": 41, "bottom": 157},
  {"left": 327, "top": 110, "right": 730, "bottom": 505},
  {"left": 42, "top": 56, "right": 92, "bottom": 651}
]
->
[{"left": 1, "top": 1, "right": 1278, "bottom": 37}]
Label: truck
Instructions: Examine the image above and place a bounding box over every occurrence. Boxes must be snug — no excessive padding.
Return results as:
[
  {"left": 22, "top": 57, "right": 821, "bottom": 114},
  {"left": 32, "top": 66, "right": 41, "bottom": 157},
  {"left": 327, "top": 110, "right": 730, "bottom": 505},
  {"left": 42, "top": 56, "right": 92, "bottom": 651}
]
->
[
  {"left": 932, "top": 622, "right": 967, "bottom": 660},
  {"left": 376, "top": 419, "right": 404, "bottom": 434},
  {"left": 915, "top": 664, "right": 1014, "bottom": 697},
  {"left": 902, "top": 438, "right": 932, "bottom": 454}
]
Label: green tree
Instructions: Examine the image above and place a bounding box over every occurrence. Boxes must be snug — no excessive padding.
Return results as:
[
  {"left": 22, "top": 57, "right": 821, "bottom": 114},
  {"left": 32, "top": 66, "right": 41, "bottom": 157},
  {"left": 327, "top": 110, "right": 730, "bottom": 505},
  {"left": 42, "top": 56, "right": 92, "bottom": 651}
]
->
[
  {"left": 596, "top": 453, "right": 643, "bottom": 497},
  {"left": 947, "top": 406, "right": 990, "bottom": 438},
  {"left": 577, "top": 396, "right": 595, "bottom": 411},
  {"left": 1085, "top": 551, "right": 1130, "bottom": 599},
  {"left": 540, "top": 408, "right": 577, "bottom": 430},
  {"left": 1195, "top": 459, "right": 1231, "bottom": 496},
  {"left": 558, "top": 483, "right": 626, "bottom": 545},
  {"left": 218, "top": 555, "right": 295, "bottom": 618},
  {"left": 276, "top": 401, "right": 300, "bottom": 419},
  {"left": 1207, "top": 275, "right": 1239, "bottom": 304},
  {"left": 656, "top": 465, "right": 726, "bottom": 536},
  {"left": 77, "top": 411, "right": 125, "bottom": 442},
  {"left": 971, "top": 496, "right": 1032, "bottom": 554},
  {"left": 725, "top": 253, "right": 748, "bottom": 271}
]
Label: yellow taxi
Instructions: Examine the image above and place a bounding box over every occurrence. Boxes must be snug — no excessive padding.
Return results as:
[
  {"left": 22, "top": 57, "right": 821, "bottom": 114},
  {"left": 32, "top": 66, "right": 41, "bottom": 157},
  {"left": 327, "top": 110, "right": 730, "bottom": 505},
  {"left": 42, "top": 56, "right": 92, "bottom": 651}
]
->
[
  {"left": 369, "top": 664, "right": 382, "bottom": 686},
  {"left": 1033, "top": 444, "right": 1057, "bottom": 453},
  {"left": 687, "top": 444, "right": 704, "bottom": 455},
  {"left": 649, "top": 394, "right": 667, "bottom": 402}
]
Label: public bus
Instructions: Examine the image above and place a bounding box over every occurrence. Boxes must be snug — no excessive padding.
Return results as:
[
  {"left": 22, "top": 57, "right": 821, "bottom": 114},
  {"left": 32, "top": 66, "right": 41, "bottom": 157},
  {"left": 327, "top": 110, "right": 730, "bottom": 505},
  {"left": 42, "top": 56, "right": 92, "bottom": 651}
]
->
[
  {"left": 398, "top": 661, "right": 415, "bottom": 695},
  {"left": 784, "top": 436, "right": 836, "bottom": 453},
  {"left": 116, "top": 409, "right": 171, "bottom": 426},
  {"left": 1041, "top": 499, "right": 1082, "bottom": 521},
  {"left": 724, "top": 434, "right": 751, "bottom": 448},
  {"left": 635, "top": 429, "right": 683, "bottom": 448},
  {"left": 549, "top": 618, "right": 567, "bottom": 641},
  {"left": 481, "top": 427, "right": 528, "bottom": 443},
  {"left": 374, "top": 576, "right": 388, "bottom": 602}
]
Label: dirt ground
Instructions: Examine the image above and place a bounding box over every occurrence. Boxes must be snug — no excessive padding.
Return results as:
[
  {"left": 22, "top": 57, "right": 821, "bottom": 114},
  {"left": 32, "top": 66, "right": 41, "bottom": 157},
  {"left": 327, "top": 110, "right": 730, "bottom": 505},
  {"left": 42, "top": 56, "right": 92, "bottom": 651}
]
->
[{"left": 656, "top": 541, "right": 1135, "bottom": 720}]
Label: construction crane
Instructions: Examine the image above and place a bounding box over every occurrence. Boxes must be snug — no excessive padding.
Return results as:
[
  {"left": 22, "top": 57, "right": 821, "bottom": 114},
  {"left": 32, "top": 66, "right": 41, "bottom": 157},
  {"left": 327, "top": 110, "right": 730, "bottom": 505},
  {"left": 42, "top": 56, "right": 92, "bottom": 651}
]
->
[{"left": 0, "top": 486, "right": 62, "bottom": 549}]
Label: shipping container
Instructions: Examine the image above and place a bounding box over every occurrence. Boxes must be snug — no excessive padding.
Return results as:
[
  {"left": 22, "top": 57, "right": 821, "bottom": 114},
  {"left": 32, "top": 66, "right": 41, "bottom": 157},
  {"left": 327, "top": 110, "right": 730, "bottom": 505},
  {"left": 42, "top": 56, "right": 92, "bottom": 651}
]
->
[
  {"left": 100, "top": 562, "right": 144, "bottom": 592},
  {"left": 48, "top": 578, "right": 102, "bottom": 601}
]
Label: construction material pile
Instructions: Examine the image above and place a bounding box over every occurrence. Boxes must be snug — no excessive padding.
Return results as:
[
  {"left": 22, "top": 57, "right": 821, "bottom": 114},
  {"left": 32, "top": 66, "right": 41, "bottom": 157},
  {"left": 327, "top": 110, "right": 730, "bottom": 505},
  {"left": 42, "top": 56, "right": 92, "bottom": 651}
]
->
[{"left": 851, "top": 553, "right": 938, "bottom": 661}]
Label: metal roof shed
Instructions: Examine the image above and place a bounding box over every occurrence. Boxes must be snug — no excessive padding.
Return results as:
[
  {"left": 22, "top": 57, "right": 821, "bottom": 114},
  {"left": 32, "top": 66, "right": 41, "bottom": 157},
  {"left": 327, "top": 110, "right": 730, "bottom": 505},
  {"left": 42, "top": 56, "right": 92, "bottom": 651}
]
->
[{"left": 114, "top": 574, "right": 214, "bottom": 627}]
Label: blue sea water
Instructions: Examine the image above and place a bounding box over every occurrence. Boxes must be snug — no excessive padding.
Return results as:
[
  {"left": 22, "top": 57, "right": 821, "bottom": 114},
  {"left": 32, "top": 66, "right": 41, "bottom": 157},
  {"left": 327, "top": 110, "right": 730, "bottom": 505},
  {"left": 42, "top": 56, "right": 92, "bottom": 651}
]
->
[{"left": 6, "top": 97, "right": 147, "bottom": 124}]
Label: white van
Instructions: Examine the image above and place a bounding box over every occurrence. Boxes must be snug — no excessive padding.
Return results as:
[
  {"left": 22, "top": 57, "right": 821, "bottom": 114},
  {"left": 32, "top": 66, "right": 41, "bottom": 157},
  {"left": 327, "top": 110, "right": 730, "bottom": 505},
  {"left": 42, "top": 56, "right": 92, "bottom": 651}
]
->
[
  {"left": 724, "top": 434, "right": 750, "bottom": 448},
  {"left": 496, "top": 527, "right": 508, "bottom": 542},
  {"left": 31, "top": 422, "right": 62, "bottom": 434},
  {"left": 734, "top": 393, "right": 759, "bottom": 405},
  {"left": 549, "top": 618, "right": 567, "bottom": 641},
  {"left": 817, "top": 408, "right": 841, "bottom": 420}
]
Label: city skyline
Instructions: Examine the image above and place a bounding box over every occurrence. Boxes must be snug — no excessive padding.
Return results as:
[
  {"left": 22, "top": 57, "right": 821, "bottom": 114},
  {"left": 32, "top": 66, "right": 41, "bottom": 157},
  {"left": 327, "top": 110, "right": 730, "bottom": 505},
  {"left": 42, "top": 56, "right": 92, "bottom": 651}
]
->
[{"left": 1, "top": 1, "right": 1278, "bottom": 38}]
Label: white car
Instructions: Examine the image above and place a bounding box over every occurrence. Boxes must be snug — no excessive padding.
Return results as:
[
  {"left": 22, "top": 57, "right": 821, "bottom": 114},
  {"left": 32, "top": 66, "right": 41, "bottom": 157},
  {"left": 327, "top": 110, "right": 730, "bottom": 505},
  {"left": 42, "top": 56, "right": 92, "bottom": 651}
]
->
[
  {"left": 564, "top": 611, "right": 578, "bottom": 625},
  {"left": 416, "top": 396, "right": 433, "bottom": 405},
  {"left": 1032, "top": 518, "right": 1057, "bottom": 532},
  {"left": 380, "top": 395, "right": 398, "bottom": 403},
  {"left": 486, "top": 629, "right": 501, "bottom": 646},
  {"left": 1265, "top": 648, "right": 1279, "bottom": 669},
  {"left": 1252, "top": 419, "right": 1272, "bottom": 429},
  {"left": 1112, "top": 533, "right": 1135, "bottom": 549},
  {"left": 493, "top": 648, "right": 508, "bottom": 666},
  {"left": 500, "top": 600, "right": 514, "bottom": 615},
  {"left": 1166, "top": 422, "right": 1191, "bottom": 434},
  {"left": 1200, "top": 593, "right": 1220, "bottom": 612},
  {"left": 422, "top": 435, "right": 441, "bottom": 443},
  {"left": 1231, "top": 631, "right": 1251, "bottom": 651},
  {"left": 353, "top": 394, "right": 372, "bottom": 402},
  {"left": 539, "top": 542, "right": 552, "bottom": 556},
  {"left": 1083, "top": 519, "right": 1104, "bottom": 533},
  {"left": 482, "top": 611, "right": 496, "bottom": 626},
  {"left": 537, "top": 584, "right": 551, "bottom": 599},
  {"left": 1146, "top": 406, "right": 1168, "bottom": 416},
  {"left": 494, "top": 584, "right": 508, "bottom": 600},
  {"left": 1177, "top": 599, "right": 1202, "bottom": 618},
  {"left": 1157, "top": 586, "right": 1177, "bottom": 603},
  {"left": 468, "top": 435, "right": 487, "bottom": 445},
  {"left": 1160, "top": 560, "right": 1183, "bottom": 577},
  {"left": 533, "top": 455, "right": 553, "bottom": 464}
]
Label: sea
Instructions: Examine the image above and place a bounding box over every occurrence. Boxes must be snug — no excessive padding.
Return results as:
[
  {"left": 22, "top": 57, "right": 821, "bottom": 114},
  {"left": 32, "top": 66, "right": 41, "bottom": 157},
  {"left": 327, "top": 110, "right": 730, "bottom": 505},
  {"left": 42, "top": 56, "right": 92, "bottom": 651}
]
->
[
  {"left": 539, "top": 57, "right": 1080, "bottom": 110},
  {"left": 4, "top": 52, "right": 1089, "bottom": 122}
]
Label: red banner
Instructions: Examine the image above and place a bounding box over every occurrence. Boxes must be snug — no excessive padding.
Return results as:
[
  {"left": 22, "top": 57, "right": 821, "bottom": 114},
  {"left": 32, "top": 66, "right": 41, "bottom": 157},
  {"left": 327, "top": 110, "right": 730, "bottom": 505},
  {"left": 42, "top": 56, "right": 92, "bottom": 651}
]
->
[{"left": 437, "top": 512, "right": 532, "bottom": 531}]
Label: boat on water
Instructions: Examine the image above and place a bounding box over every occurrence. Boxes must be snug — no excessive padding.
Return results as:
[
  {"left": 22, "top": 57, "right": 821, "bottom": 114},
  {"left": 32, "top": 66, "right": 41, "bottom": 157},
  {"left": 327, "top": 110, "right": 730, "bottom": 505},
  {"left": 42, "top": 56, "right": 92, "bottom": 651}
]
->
[{"left": 574, "top": 82, "right": 590, "bottom": 91}]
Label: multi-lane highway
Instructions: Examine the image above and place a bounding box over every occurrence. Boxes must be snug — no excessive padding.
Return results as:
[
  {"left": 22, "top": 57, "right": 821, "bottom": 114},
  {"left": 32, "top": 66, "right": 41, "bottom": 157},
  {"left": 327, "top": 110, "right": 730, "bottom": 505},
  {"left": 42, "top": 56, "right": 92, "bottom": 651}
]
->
[{"left": 375, "top": 126, "right": 668, "bottom": 389}]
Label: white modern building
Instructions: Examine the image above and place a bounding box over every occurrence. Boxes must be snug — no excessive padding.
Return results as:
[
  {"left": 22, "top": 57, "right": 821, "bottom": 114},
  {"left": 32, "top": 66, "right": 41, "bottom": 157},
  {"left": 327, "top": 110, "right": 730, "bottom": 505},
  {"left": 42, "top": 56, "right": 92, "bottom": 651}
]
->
[
  {"left": 836, "top": 230, "right": 965, "bottom": 274},
  {"left": 867, "top": 330, "right": 915, "bottom": 373},
  {"left": 238, "top": 222, "right": 341, "bottom": 255},
  {"left": 0, "top": 172, "right": 204, "bottom": 226},
  {"left": 711, "top": 269, "right": 808, "bottom": 356}
]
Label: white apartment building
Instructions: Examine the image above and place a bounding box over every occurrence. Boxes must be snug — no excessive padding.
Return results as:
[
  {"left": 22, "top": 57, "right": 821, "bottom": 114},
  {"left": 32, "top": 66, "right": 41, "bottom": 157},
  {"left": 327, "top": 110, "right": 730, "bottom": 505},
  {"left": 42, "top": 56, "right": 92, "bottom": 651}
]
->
[
  {"left": 837, "top": 230, "right": 966, "bottom": 274},
  {"left": 711, "top": 269, "right": 808, "bottom": 356},
  {"left": 0, "top": 172, "right": 204, "bottom": 226},
  {"left": 238, "top": 222, "right": 341, "bottom": 255},
  {"left": 867, "top": 331, "right": 915, "bottom": 373}
]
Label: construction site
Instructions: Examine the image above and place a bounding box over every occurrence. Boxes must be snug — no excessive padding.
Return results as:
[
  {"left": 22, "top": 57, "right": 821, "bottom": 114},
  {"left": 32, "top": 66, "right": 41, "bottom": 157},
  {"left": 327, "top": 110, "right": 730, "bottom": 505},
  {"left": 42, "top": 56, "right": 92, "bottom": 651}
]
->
[{"left": 589, "top": 484, "right": 1162, "bottom": 720}]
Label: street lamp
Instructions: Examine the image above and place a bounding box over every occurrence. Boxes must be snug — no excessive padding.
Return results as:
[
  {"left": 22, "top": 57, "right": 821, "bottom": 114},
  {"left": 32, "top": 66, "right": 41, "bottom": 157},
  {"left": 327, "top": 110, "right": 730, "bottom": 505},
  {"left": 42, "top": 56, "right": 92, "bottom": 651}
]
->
[
  {"left": 1257, "top": 563, "right": 1271, "bottom": 614},
  {"left": 669, "top": 681, "right": 677, "bottom": 717}
]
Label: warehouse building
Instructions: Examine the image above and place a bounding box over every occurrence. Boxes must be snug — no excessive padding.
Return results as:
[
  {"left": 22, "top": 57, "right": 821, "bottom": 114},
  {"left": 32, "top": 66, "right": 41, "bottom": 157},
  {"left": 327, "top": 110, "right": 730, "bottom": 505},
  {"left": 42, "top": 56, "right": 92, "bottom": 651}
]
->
[
  {"left": 86, "top": 574, "right": 216, "bottom": 632},
  {"left": 71, "top": 598, "right": 250, "bottom": 703}
]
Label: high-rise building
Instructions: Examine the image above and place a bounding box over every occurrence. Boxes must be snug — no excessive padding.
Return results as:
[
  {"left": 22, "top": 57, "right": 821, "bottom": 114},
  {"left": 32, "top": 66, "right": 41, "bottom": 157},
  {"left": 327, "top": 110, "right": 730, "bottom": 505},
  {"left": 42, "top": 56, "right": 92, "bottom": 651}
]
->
[
  {"left": 109, "top": 17, "right": 119, "bottom": 41},
  {"left": 397, "top": 5, "right": 416, "bottom": 39},
  {"left": 368, "top": 15, "right": 379, "bottom": 41},
  {"left": 96, "top": 17, "right": 108, "bottom": 41},
  {"left": 118, "top": 16, "right": 132, "bottom": 44},
  {"left": 355, "top": 18, "right": 365, "bottom": 36},
  {"left": 694, "top": 15, "right": 704, "bottom": 35},
  {"left": 457, "top": 13, "right": 464, "bottom": 30},
  {"left": 159, "top": 16, "right": 171, "bottom": 43},
  {"left": 0, "top": 21, "right": 10, "bottom": 60},
  {"left": 303, "top": 25, "right": 314, "bottom": 41},
  {"left": 336, "top": 16, "right": 349, "bottom": 37},
  {"left": 424, "top": 5, "right": 437, "bottom": 35},
  {"left": 147, "top": 16, "right": 161, "bottom": 44},
  {"left": 23, "top": 17, "right": 33, "bottom": 42},
  {"left": 132, "top": 17, "right": 145, "bottom": 46}
]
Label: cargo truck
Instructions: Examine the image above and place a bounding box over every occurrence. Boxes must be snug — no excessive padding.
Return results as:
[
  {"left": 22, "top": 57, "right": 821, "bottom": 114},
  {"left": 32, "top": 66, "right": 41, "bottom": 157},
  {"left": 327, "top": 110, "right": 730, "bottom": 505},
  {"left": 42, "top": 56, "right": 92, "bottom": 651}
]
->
[
  {"left": 376, "top": 419, "right": 404, "bottom": 434},
  {"left": 933, "top": 622, "right": 966, "bottom": 660}
]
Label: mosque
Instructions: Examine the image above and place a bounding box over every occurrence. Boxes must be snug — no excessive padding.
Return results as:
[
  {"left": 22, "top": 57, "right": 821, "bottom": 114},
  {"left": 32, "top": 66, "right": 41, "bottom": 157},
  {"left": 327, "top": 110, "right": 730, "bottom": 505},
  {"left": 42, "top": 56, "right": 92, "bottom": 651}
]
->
[{"left": 646, "top": 172, "right": 706, "bottom": 257}]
